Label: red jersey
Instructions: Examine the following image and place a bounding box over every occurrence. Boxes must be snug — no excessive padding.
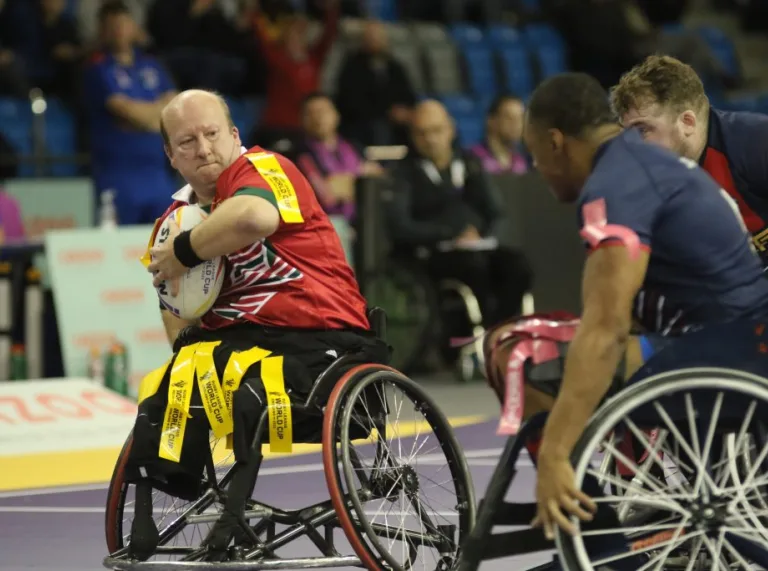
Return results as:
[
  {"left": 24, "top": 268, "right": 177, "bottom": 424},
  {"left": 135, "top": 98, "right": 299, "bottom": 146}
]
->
[{"left": 151, "top": 146, "right": 369, "bottom": 331}]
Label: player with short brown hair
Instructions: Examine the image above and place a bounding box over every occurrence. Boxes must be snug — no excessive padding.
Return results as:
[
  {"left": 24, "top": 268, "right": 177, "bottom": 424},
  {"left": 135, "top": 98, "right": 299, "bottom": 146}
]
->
[{"left": 611, "top": 55, "right": 768, "bottom": 265}]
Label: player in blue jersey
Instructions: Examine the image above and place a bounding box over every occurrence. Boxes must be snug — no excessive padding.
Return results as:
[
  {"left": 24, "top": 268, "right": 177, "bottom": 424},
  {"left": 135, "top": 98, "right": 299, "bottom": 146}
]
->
[
  {"left": 611, "top": 55, "right": 768, "bottom": 266},
  {"left": 482, "top": 72, "right": 768, "bottom": 540}
]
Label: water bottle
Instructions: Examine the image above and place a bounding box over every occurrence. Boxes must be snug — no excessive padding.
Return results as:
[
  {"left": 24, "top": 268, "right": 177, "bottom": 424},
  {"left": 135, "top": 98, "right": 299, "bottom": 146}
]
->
[
  {"left": 100, "top": 189, "right": 118, "bottom": 229},
  {"left": 88, "top": 345, "right": 105, "bottom": 385},
  {"left": 105, "top": 341, "right": 129, "bottom": 396},
  {"left": 9, "top": 344, "right": 27, "bottom": 381}
]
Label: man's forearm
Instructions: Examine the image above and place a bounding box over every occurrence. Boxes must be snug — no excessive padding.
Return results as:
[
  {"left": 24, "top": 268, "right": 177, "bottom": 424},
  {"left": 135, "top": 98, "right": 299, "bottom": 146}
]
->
[
  {"left": 189, "top": 196, "right": 274, "bottom": 260},
  {"left": 539, "top": 327, "right": 627, "bottom": 459}
]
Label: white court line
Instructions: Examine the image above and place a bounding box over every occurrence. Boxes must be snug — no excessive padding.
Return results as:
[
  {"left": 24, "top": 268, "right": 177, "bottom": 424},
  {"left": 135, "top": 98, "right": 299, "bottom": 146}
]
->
[{"left": 0, "top": 446, "right": 529, "bottom": 500}]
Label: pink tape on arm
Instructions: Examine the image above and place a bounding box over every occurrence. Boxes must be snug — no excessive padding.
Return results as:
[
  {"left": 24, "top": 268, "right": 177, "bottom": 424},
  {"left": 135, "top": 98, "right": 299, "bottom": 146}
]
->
[{"left": 579, "top": 198, "right": 642, "bottom": 259}]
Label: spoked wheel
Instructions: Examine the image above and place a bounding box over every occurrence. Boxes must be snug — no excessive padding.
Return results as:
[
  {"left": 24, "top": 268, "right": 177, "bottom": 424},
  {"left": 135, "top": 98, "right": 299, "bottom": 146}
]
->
[
  {"left": 105, "top": 431, "right": 236, "bottom": 561},
  {"left": 323, "top": 364, "right": 476, "bottom": 571},
  {"left": 557, "top": 368, "right": 768, "bottom": 571}
]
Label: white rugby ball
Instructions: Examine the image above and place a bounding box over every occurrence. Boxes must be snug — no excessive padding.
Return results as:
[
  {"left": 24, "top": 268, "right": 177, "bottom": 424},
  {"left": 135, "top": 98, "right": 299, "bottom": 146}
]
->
[{"left": 154, "top": 205, "right": 225, "bottom": 320}]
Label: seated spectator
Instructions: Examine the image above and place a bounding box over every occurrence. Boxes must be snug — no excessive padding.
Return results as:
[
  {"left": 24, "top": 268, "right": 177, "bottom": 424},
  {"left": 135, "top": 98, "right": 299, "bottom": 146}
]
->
[
  {"left": 385, "top": 100, "right": 532, "bottom": 326},
  {"left": 469, "top": 94, "right": 528, "bottom": 175},
  {"left": 0, "top": 0, "right": 29, "bottom": 97},
  {"left": 77, "top": 0, "right": 152, "bottom": 52},
  {"left": 250, "top": 0, "right": 338, "bottom": 149},
  {"left": 335, "top": 20, "right": 416, "bottom": 147},
  {"left": 146, "top": 0, "right": 257, "bottom": 95},
  {"left": 38, "top": 0, "right": 84, "bottom": 107},
  {"left": 83, "top": 0, "right": 178, "bottom": 225},
  {"left": 295, "top": 92, "right": 382, "bottom": 223},
  {"left": 0, "top": 133, "right": 24, "bottom": 243}
]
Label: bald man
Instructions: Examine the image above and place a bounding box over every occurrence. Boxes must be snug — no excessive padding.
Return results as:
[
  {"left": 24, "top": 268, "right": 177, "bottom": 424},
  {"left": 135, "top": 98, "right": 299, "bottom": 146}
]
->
[
  {"left": 335, "top": 19, "right": 416, "bottom": 146},
  {"left": 386, "top": 100, "right": 533, "bottom": 342},
  {"left": 128, "top": 89, "right": 389, "bottom": 561}
]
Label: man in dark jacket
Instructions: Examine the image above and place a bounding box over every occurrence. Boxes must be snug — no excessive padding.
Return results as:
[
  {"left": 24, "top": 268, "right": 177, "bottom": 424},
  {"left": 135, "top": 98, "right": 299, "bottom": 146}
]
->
[{"left": 386, "top": 100, "right": 532, "bottom": 326}]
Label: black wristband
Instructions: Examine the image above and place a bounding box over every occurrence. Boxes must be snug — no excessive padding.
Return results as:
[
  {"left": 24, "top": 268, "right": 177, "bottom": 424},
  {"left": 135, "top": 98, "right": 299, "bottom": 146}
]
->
[{"left": 173, "top": 230, "right": 205, "bottom": 268}]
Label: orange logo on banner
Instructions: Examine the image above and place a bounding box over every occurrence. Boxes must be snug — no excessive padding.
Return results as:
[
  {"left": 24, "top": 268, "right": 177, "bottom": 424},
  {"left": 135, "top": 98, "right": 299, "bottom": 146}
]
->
[
  {"left": 58, "top": 249, "right": 105, "bottom": 264},
  {"left": 136, "top": 328, "right": 167, "bottom": 344},
  {"left": 72, "top": 332, "right": 115, "bottom": 348},
  {"left": 25, "top": 216, "right": 77, "bottom": 238},
  {"left": 123, "top": 246, "right": 146, "bottom": 261},
  {"left": 101, "top": 289, "right": 145, "bottom": 304}
]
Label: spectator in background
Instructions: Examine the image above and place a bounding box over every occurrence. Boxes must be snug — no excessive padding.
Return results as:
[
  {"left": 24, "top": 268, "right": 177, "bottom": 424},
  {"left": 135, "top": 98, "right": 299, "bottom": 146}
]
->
[
  {"left": 0, "top": 132, "right": 25, "bottom": 243},
  {"left": 469, "top": 94, "right": 528, "bottom": 175},
  {"left": 295, "top": 92, "right": 383, "bottom": 223},
  {"left": 83, "top": 0, "right": 177, "bottom": 225},
  {"left": 250, "top": 0, "right": 338, "bottom": 149},
  {"left": 335, "top": 20, "right": 416, "bottom": 146},
  {"left": 78, "top": 0, "right": 152, "bottom": 51},
  {"left": 0, "top": 0, "right": 30, "bottom": 97},
  {"left": 38, "top": 0, "right": 83, "bottom": 107},
  {"left": 147, "top": 0, "right": 259, "bottom": 95},
  {"left": 385, "top": 100, "right": 532, "bottom": 326}
]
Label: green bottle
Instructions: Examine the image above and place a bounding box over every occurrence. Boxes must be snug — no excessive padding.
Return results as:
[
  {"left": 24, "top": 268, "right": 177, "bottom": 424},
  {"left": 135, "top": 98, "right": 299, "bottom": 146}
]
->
[
  {"left": 10, "top": 344, "right": 27, "bottom": 381},
  {"left": 104, "top": 342, "right": 129, "bottom": 396}
]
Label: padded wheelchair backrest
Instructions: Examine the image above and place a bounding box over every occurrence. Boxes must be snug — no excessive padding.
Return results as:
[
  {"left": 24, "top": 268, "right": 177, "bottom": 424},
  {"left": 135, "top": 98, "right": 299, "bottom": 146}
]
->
[{"left": 367, "top": 306, "right": 387, "bottom": 342}]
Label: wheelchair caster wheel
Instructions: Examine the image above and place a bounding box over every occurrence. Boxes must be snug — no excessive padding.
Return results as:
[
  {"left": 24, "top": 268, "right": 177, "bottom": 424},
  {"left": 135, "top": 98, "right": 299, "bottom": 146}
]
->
[{"left": 453, "top": 352, "right": 477, "bottom": 383}]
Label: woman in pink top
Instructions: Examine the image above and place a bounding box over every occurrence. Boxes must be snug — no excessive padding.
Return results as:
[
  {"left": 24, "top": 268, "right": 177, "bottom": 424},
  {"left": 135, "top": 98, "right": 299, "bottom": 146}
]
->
[
  {"left": 0, "top": 186, "right": 26, "bottom": 243},
  {"left": 469, "top": 94, "right": 529, "bottom": 175}
]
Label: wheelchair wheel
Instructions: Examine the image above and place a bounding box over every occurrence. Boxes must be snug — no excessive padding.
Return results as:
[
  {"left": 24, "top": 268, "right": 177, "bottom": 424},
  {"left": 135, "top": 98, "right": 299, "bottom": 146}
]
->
[
  {"left": 323, "top": 363, "right": 476, "bottom": 571},
  {"left": 557, "top": 367, "right": 768, "bottom": 570},
  {"left": 105, "top": 431, "right": 236, "bottom": 560}
]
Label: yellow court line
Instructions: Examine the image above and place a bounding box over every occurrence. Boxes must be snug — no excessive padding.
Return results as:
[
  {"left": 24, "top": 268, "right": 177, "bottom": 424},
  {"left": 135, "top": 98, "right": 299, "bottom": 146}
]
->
[{"left": 0, "top": 415, "right": 488, "bottom": 492}]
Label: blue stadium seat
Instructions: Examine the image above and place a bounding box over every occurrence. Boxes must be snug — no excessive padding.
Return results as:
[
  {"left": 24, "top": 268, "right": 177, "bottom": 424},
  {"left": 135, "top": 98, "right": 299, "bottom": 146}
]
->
[
  {"left": 696, "top": 25, "right": 740, "bottom": 77},
  {"left": 487, "top": 25, "right": 522, "bottom": 49},
  {"left": 46, "top": 108, "right": 77, "bottom": 177},
  {"left": 521, "top": 24, "right": 565, "bottom": 50},
  {"left": 0, "top": 96, "right": 31, "bottom": 121},
  {"left": 227, "top": 97, "right": 265, "bottom": 144},
  {"left": 498, "top": 46, "right": 534, "bottom": 99},
  {"left": 521, "top": 24, "right": 568, "bottom": 81},
  {"left": 535, "top": 45, "right": 568, "bottom": 78},
  {"left": 459, "top": 44, "right": 498, "bottom": 97},
  {"left": 368, "top": 0, "right": 398, "bottom": 21},
  {"left": 455, "top": 115, "right": 484, "bottom": 147},
  {"left": 449, "top": 23, "right": 487, "bottom": 46},
  {"left": 439, "top": 94, "right": 477, "bottom": 118}
]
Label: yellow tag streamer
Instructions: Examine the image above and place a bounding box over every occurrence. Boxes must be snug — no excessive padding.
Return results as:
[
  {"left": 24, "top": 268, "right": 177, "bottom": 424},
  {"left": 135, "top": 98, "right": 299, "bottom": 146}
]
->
[
  {"left": 260, "top": 355, "right": 293, "bottom": 454},
  {"left": 245, "top": 152, "right": 304, "bottom": 224},
  {"left": 159, "top": 343, "right": 198, "bottom": 462},
  {"left": 221, "top": 346, "right": 272, "bottom": 449},
  {"left": 194, "top": 341, "right": 232, "bottom": 439},
  {"left": 137, "top": 357, "right": 171, "bottom": 404}
]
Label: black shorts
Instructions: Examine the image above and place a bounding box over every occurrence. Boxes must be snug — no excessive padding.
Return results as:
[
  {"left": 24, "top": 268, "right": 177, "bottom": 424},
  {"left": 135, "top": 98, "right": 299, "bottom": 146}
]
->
[{"left": 125, "top": 323, "right": 390, "bottom": 500}]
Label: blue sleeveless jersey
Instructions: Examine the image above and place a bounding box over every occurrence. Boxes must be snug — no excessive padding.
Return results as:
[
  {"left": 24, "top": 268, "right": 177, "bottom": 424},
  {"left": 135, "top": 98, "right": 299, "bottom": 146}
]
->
[{"left": 577, "top": 129, "right": 768, "bottom": 334}]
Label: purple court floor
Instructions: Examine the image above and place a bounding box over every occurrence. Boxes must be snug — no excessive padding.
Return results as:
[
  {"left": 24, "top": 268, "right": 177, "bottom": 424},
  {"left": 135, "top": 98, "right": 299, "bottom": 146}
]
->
[{"left": 0, "top": 420, "right": 555, "bottom": 571}]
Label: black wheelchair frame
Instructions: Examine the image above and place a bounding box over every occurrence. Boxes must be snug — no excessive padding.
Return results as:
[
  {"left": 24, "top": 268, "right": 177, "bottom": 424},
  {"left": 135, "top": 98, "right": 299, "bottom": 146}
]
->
[{"left": 104, "top": 306, "right": 478, "bottom": 571}]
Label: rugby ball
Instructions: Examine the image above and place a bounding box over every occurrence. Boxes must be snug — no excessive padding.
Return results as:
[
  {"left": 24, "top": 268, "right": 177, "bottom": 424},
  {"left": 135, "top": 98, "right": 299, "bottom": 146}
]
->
[{"left": 154, "top": 205, "right": 226, "bottom": 320}]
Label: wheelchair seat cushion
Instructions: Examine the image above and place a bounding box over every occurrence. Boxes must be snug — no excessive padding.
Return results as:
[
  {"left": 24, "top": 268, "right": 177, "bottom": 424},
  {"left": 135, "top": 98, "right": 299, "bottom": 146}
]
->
[{"left": 124, "top": 324, "right": 390, "bottom": 501}]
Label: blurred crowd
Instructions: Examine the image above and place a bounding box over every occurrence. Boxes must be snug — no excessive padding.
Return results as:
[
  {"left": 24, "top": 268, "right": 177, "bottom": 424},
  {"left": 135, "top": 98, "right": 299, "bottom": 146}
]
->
[{"left": 1, "top": 0, "right": 766, "bottom": 332}]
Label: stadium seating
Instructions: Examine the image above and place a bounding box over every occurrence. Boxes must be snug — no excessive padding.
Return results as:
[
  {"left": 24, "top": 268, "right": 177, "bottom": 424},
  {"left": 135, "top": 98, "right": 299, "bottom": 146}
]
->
[{"left": 2, "top": 16, "right": 766, "bottom": 182}]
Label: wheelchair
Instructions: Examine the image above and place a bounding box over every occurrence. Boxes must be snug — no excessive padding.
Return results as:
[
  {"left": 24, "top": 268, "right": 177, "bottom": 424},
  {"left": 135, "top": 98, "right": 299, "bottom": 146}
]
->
[
  {"left": 102, "top": 307, "right": 477, "bottom": 571},
  {"left": 454, "top": 318, "right": 768, "bottom": 570}
]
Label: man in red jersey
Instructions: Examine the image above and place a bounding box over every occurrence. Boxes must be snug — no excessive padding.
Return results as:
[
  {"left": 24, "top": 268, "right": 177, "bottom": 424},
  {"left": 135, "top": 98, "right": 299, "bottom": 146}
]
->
[{"left": 125, "top": 89, "right": 388, "bottom": 561}]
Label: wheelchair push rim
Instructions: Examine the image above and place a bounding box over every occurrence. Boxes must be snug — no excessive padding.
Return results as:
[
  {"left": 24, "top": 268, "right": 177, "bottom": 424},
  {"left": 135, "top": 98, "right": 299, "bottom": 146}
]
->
[
  {"left": 323, "top": 364, "right": 477, "bottom": 571},
  {"left": 557, "top": 367, "right": 768, "bottom": 571}
]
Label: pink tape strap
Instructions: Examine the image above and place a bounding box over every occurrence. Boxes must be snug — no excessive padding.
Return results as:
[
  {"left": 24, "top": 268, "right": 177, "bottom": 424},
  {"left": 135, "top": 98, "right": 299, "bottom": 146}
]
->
[
  {"left": 579, "top": 198, "right": 642, "bottom": 259},
  {"left": 497, "top": 337, "right": 562, "bottom": 436}
]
